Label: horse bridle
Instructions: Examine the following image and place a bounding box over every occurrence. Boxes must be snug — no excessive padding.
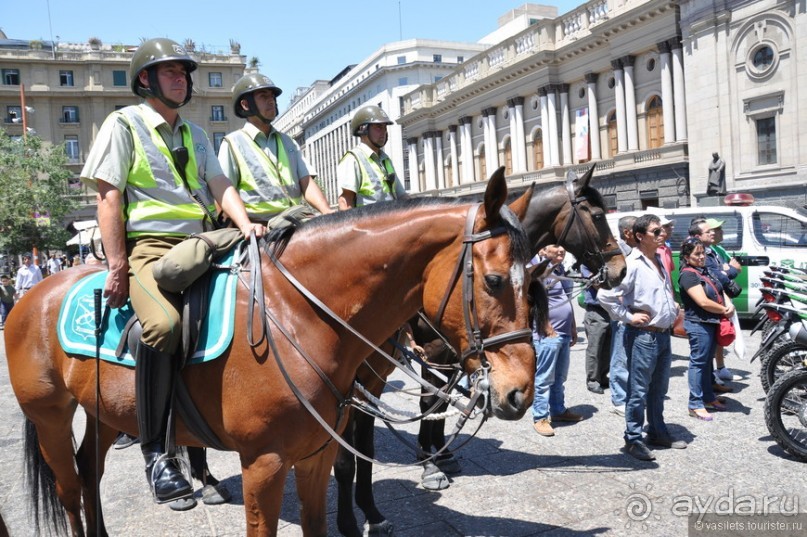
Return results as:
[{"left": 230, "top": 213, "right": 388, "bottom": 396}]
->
[
  {"left": 433, "top": 203, "right": 533, "bottom": 374},
  {"left": 250, "top": 201, "right": 535, "bottom": 464},
  {"left": 551, "top": 176, "right": 623, "bottom": 284}
]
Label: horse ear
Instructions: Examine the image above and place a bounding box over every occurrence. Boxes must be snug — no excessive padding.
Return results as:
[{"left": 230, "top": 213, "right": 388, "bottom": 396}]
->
[
  {"left": 574, "top": 164, "right": 596, "bottom": 196},
  {"left": 482, "top": 166, "right": 507, "bottom": 225},
  {"left": 509, "top": 183, "right": 534, "bottom": 221}
]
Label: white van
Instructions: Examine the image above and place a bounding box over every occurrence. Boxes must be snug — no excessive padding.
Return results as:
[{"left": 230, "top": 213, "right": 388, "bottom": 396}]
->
[{"left": 605, "top": 204, "right": 807, "bottom": 318}]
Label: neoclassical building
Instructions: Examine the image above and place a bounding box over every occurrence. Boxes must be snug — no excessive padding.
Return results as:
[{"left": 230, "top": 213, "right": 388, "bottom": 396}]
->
[
  {"left": 681, "top": 0, "right": 806, "bottom": 206},
  {"left": 398, "top": 0, "right": 806, "bottom": 209},
  {"left": 277, "top": 1, "right": 804, "bottom": 210}
]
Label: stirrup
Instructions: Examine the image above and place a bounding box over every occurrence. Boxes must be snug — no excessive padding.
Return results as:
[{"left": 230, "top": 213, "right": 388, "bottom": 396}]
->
[{"left": 149, "top": 449, "right": 193, "bottom": 504}]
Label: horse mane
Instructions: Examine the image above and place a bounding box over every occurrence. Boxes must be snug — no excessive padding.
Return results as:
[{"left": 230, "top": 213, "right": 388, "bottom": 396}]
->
[{"left": 265, "top": 197, "right": 531, "bottom": 266}]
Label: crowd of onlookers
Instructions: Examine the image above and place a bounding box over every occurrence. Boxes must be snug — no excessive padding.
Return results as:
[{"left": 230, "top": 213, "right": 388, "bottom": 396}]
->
[
  {"left": 0, "top": 252, "right": 86, "bottom": 330},
  {"left": 528, "top": 213, "right": 742, "bottom": 462}
]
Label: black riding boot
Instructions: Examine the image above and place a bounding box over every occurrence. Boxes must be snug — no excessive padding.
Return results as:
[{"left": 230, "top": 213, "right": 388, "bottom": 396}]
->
[{"left": 135, "top": 342, "right": 193, "bottom": 503}]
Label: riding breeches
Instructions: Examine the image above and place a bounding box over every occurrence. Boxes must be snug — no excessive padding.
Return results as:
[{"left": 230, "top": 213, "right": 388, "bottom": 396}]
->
[{"left": 127, "top": 236, "right": 185, "bottom": 354}]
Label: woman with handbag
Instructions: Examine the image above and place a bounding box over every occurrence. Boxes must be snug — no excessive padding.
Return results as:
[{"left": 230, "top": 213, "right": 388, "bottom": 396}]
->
[{"left": 678, "top": 238, "right": 736, "bottom": 421}]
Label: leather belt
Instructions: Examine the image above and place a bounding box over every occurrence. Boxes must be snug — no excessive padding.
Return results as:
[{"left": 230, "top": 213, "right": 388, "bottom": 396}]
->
[{"left": 632, "top": 324, "right": 670, "bottom": 334}]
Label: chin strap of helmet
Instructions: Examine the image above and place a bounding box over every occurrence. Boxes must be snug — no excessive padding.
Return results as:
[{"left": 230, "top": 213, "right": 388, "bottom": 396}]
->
[
  {"left": 362, "top": 126, "right": 387, "bottom": 152},
  {"left": 241, "top": 94, "right": 275, "bottom": 126},
  {"left": 143, "top": 66, "right": 194, "bottom": 109}
]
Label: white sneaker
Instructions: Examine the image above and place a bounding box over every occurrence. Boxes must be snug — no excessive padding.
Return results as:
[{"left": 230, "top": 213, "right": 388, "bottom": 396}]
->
[
  {"left": 713, "top": 372, "right": 726, "bottom": 385},
  {"left": 611, "top": 405, "right": 626, "bottom": 417},
  {"left": 716, "top": 367, "right": 735, "bottom": 381}
]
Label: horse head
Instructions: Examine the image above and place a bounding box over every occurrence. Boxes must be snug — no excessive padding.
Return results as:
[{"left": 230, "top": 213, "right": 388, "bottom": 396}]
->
[
  {"left": 423, "top": 167, "right": 535, "bottom": 420},
  {"left": 523, "top": 165, "right": 626, "bottom": 289}
]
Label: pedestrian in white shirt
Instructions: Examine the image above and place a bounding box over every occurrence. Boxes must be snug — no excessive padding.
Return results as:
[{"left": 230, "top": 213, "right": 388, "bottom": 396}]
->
[
  {"left": 46, "top": 253, "right": 62, "bottom": 275},
  {"left": 15, "top": 254, "right": 43, "bottom": 298}
]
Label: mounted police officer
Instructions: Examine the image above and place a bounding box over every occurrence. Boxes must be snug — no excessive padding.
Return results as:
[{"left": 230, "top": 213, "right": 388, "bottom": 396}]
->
[
  {"left": 337, "top": 105, "right": 408, "bottom": 210},
  {"left": 218, "top": 73, "right": 332, "bottom": 222},
  {"left": 80, "top": 38, "right": 264, "bottom": 504}
]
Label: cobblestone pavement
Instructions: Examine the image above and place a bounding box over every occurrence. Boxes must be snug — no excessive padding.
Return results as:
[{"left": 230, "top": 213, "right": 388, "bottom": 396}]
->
[{"left": 1, "top": 308, "right": 806, "bottom": 536}]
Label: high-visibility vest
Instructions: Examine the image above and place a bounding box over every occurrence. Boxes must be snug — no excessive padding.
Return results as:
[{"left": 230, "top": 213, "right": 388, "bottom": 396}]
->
[
  {"left": 341, "top": 149, "right": 398, "bottom": 207},
  {"left": 223, "top": 129, "right": 301, "bottom": 220},
  {"left": 120, "top": 106, "right": 216, "bottom": 238}
]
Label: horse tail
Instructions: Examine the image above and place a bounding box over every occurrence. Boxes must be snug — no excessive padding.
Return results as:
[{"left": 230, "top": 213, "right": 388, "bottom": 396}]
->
[{"left": 23, "top": 417, "right": 68, "bottom": 536}]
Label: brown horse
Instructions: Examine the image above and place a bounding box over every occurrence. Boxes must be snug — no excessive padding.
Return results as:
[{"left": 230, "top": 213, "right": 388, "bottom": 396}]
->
[
  {"left": 6, "top": 170, "right": 536, "bottom": 537},
  {"left": 334, "top": 165, "right": 627, "bottom": 537}
]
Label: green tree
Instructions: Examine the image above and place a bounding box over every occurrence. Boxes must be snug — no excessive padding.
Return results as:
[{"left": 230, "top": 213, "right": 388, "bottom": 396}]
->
[{"left": 0, "top": 130, "right": 77, "bottom": 254}]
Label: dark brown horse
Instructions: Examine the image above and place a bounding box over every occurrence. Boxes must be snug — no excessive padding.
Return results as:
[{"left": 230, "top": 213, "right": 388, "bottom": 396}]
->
[
  {"left": 6, "top": 171, "right": 536, "bottom": 537},
  {"left": 334, "top": 165, "right": 627, "bottom": 537}
]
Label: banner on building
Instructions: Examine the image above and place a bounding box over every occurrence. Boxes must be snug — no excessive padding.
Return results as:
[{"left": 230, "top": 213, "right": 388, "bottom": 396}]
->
[{"left": 575, "top": 108, "right": 590, "bottom": 161}]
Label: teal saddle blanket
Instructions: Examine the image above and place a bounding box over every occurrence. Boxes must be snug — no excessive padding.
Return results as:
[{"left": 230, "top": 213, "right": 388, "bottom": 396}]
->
[{"left": 57, "top": 257, "right": 238, "bottom": 367}]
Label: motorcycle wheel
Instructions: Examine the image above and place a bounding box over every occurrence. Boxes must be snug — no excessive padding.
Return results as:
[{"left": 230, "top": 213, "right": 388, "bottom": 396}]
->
[
  {"left": 764, "top": 368, "right": 807, "bottom": 461},
  {"left": 760, "top": 341, "right": 807, "bottom": 393}
]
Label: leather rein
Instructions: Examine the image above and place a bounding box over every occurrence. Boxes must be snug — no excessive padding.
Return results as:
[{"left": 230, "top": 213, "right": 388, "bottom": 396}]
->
[
  {"left": 536, "top": 175, "right": 622, "bottom": 286},
  {"left": 244, "top": 203, "right": 532, "bottom": 466}
]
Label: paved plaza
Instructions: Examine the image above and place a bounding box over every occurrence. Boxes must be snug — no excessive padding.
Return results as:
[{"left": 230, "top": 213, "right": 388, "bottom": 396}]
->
[{"left": 1, "top": 308, "right": 806, "bottom": 536}]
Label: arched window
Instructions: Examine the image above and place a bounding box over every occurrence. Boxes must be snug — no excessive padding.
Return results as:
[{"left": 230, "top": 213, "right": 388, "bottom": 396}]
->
[
  {"left": 503, "top": 138, "right": 512, "bottom": 175},
  {"left": 478, "top": 144, "right": 487, "bottom": 181},
  {"left": 646, "top": 95, "right": 664, "bottom": 149},
  {"left": 533, "top": 130, "right": 544, "bottom": 170},
  {"left": 607, "top": 111, "right": 618, "bottom": 158}
]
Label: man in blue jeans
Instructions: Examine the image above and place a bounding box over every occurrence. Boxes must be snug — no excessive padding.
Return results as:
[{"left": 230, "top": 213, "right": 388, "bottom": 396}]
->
[
  {"left": 608, "top": 216, "right": 638, "bottom": 416},
  {"left": 600, "top": 214, "right": 685, "bottom": 461},
  {"left": 530, "top": 245, "right": 583, "bottom": 437}
]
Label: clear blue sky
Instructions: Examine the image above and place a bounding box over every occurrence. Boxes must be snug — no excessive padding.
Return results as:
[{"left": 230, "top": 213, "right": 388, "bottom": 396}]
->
[{"left": 6, "top": 0, "right": 581, "bottom": 110}]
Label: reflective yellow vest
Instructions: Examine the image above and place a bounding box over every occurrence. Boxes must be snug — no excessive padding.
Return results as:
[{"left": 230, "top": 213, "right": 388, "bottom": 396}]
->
[
  {"left": 120, "top": 106, "right": 216, "bottom": 238},
  {"left": 223, "top": 129, "right": 302, "bottom": 220},
  {"left": 341, "top": 149, "right": 398, "bottom": 207}
]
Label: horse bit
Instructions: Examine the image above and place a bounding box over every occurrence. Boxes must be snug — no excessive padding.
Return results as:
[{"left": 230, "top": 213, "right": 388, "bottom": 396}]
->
[
  {"left": 550, "top": 171, "right": 623, "bottom": 288},
  {"left": 431, "top": 203, "right": 534, "bottom": 414}
]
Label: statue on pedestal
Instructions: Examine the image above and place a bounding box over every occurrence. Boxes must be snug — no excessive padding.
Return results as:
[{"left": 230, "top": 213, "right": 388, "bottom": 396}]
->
[{"left": 707, "top": 152, "right": 726, "bottom": 196}]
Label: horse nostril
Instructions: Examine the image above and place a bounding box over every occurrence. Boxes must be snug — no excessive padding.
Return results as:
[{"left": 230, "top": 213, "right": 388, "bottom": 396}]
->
[{"left": 507, "top": 388, "right": 525, "bottom": 411}]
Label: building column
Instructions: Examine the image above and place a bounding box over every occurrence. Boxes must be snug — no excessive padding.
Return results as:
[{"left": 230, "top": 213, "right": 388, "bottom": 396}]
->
[
  {"left": 423, "top": 132, "right": 437, "bottom": 191},
  {"left": 507, "top": 98, "right": 518, "bottom": 172},
  {"left": 657, "top": 41, "right": 676, "bottom": 144},
  {"left": 671, "top": 37, "right": 688, "bottom": 141},
  {"left": 546, "top": 86, "right": 560, "bottom": 166},
  {"left": 448, "top": 125, "right": 459, "bottom": 187},
  {"left": 434, "top": 131, "right": 445, "bottom": 189},
  {"left": 559, "top": 84, "right": 572, "bottom": 165},
  {"left": 483, "top": 106, "right": 499, "bottom": 175},
  {"left": 407, "top": 137, "right": 420, "bottom": 193},
  {"left": 507, "top": 97, "right": 527, "bottom": 172},
  {"left": 585, "top": 72, "right": 602, "bottom": 160},
  {"left": 611, "top": 59, "right": 627, "bottom": 153},
  {"left": 511, "top": 97, "right": 527, "bottom": 172},
  {"left": 459, "top": 115, "right": 474, "bottom": 183},
  {"left": 622, "top": 55, "right": 639, "bottom": 151},
  {"left": 538, "top": 87, "right": 551, "bottom": 168}
]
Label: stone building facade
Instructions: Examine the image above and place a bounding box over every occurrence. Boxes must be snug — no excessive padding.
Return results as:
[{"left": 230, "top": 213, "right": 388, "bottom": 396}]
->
[
  {"left": 681, "top": 0, "right": 806, "bottom": 208},
  {"left": 277, "top": 1, "right": 805, "bottom": 211},
  {"left": 399, "top": 0, "right": 806, "bottom": 210},
  {"left": 0, "top": 35, "right": 246, "bottom": 204}
]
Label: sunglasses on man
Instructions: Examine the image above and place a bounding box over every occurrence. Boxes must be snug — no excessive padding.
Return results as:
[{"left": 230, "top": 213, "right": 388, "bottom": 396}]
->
[{"left": 642, "top": 227, "right": 665, "bottom": 237}]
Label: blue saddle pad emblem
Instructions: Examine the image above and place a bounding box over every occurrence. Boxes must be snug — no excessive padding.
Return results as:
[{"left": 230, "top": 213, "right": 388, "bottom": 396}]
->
[{"left": 57, "top": 256, "right": 238, "bottom": 367}]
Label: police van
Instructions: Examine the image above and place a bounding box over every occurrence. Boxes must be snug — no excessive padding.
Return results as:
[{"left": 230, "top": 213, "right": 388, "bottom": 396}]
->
[{"left": 605, "top": 201, "right": 807, "bottom": 318}]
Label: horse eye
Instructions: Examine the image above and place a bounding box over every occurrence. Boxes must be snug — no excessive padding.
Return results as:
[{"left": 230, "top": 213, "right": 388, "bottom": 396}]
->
[{"left": 484, "top": 274, "right": 505, "bottom": 294}]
